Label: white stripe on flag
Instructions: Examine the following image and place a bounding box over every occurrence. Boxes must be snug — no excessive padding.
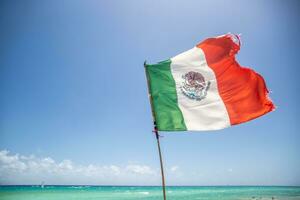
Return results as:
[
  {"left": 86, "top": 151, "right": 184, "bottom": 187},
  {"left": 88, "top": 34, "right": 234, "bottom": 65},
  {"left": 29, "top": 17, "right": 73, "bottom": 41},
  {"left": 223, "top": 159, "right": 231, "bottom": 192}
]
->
[{"left": 170, "top": 47, "right": 230, "bottom": 131}]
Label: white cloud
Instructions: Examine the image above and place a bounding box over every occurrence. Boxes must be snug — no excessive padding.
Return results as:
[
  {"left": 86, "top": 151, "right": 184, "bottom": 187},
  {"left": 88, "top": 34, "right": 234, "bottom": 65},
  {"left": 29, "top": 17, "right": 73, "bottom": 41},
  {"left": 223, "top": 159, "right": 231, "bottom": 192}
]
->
[
  {"left": 0, "top": 150, "right": 160, "bottom": 185},
  {"left": 170, "top": 166, "right": 179, "bottom": 172},
  {"left": 126, "top": 164, "right": 156, "bottom": 175},
  {"left": 2, "top": 150, "right": 297, "bottom": 186}
]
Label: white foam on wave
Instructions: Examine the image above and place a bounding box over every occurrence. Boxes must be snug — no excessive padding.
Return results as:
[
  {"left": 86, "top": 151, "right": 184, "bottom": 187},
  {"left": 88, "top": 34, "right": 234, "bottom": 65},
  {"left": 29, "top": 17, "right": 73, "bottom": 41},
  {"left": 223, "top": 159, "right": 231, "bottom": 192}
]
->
[
  {"left": 70, "top": 186, "right": 84, "bottom": 189},
  {"left": 138, "top": 191, "right": 150, "bottom": 195}
]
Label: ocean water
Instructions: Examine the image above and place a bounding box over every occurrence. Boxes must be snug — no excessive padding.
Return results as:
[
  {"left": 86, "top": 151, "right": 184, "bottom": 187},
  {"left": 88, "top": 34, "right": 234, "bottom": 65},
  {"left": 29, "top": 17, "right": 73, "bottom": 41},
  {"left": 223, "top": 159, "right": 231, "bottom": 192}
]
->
[{"left": 0, "top": 186, "right": 299, "bottom": 200}]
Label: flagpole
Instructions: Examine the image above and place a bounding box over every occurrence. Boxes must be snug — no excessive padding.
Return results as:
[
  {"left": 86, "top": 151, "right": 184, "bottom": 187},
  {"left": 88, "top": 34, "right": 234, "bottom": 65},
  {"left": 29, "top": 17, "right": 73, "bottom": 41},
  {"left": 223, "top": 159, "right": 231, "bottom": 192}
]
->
[
  {"left": 154, "top": 125, "right": 167, "bottom": 200},
  {"left": 144, "top": 61, "right": 167, "bottom": 200}
]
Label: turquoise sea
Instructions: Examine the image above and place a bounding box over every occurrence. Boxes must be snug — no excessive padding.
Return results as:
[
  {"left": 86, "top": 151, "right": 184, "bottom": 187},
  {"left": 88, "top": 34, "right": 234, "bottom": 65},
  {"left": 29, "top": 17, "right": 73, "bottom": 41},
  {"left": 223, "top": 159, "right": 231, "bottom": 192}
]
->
[{"left": 0, "top": 186, "right": 299, "bottom": 200}]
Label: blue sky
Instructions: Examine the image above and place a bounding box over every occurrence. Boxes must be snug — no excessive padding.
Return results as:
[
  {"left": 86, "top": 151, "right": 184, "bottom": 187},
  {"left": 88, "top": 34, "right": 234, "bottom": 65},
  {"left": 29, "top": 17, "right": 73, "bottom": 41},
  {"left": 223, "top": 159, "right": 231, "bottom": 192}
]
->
[{"left": 0, "top": 0, "right": 299, "bottom": 185}]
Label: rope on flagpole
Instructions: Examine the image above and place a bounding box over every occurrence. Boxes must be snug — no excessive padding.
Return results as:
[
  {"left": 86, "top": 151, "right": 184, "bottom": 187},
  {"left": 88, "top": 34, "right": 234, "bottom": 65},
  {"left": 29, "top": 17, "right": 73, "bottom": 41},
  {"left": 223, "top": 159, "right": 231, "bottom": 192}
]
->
[{"left": 144, "top": 61, "right": 167, "bottom": 200}]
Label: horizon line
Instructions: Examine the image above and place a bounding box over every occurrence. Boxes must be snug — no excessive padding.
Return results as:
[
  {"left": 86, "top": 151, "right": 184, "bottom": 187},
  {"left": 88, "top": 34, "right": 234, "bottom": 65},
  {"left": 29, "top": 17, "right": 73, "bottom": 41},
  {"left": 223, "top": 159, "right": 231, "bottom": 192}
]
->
[{"left": 1, "top": 184, "right": 299, "bottom": 187}]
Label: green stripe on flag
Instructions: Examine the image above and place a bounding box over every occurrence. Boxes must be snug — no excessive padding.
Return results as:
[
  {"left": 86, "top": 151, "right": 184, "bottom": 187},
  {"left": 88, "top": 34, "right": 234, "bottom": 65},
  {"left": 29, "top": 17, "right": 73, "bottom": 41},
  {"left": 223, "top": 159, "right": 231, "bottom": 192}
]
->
[{"left": 145, "top": 60, "right": 187, "bottom": 131}]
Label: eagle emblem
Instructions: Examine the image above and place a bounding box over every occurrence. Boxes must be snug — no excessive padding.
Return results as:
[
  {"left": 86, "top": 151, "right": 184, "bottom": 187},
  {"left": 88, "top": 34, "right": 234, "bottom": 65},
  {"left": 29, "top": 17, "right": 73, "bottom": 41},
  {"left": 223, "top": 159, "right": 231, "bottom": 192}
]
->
[{"left": 180, "top": 71, "right": 210, "bottom": 101}]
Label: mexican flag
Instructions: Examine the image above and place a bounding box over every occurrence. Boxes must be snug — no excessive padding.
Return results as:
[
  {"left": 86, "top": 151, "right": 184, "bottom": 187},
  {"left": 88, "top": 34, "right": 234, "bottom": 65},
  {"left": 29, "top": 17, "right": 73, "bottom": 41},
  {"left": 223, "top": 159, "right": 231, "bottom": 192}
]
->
[{"left": 145, "top": 34, "right": 275, "bottom": 131}]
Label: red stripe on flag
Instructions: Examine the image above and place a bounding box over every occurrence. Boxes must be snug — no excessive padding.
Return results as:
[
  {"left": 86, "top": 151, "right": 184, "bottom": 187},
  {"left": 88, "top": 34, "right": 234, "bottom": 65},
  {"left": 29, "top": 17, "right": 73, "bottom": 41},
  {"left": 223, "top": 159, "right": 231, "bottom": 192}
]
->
[{"left": 197, "top": 34, "right": 275, "bottom": 125}]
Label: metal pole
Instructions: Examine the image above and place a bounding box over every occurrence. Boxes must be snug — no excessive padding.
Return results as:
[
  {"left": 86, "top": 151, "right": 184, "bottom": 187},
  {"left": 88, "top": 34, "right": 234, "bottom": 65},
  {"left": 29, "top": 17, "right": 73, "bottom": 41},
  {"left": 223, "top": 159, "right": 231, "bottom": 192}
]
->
[
  {"left": 144, "top": 61, "right": 167, "bottom": 200},
  {"left": 154, "top": 126, "right": 167, "bottom": 200}
]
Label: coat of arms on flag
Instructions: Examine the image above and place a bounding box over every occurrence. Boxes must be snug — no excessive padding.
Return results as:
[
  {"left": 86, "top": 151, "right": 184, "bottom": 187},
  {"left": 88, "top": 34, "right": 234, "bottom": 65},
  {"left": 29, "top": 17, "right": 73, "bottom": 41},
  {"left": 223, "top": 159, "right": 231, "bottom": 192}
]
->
[{"left": 180, "top": 71, "right": 211, "bottom": 101}]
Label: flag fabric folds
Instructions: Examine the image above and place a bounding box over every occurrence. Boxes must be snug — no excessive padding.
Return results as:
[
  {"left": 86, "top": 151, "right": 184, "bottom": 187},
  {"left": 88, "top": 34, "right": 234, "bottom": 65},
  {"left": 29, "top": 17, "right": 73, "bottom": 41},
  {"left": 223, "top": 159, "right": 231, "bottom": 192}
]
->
[{"left": 145, "top": 34, "right": 275, "bottom": 131}]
